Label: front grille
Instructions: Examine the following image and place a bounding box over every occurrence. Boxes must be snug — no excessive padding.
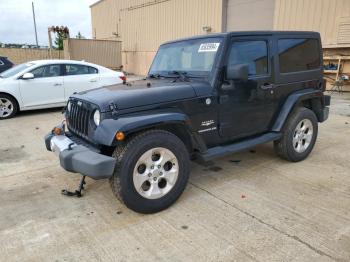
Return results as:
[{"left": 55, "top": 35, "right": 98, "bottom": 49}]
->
[{"left": 66, "top": 100, "right": 92, "bottom": 138}]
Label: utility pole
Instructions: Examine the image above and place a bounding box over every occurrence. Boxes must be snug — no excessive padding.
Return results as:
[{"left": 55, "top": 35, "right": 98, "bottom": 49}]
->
[{"left": 32, "top": 2, "right": 39, "bottom": 47}]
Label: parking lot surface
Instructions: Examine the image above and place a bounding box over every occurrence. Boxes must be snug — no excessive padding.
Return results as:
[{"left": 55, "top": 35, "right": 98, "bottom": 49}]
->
[{"left": 0, "top": 93, "right": 349, "bottom": 262}]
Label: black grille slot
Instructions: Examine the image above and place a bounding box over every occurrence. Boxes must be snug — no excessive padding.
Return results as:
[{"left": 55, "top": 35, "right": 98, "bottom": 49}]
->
[{"left": 67, "top": 100, "right": 91, "bottom": 138}]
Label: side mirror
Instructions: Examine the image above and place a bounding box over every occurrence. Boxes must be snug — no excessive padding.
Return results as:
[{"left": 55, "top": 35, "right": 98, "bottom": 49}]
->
[
  {"left": 21, "top": 73, "right": 34, "bottom": 80},
  {"left": 226, "top": 64, "right": 249, "bottom": 82}
]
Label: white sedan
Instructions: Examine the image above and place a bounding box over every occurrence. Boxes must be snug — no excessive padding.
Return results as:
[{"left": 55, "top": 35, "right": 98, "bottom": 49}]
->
[{"left": 0, "top": 60, "right": 126, "bottom": 119}]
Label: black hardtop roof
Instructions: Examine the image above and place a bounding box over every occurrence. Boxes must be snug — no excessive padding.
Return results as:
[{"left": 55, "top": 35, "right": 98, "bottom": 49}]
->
[{"left": 162, "top": 31, "right": 320, "bottom": 45}]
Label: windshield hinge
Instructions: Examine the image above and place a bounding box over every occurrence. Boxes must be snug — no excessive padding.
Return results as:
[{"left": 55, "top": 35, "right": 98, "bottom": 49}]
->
[{"left": 109, "top": 102, "right": 118, "bottom": 115}]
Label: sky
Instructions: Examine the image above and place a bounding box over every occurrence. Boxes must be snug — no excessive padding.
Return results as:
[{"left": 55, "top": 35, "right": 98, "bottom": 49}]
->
[{"left": 0, "top": 0, "right": 97, "bottom": 46}]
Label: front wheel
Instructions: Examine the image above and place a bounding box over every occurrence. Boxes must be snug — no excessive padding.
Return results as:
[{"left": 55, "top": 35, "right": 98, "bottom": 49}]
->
[
  {"left": 110, "top": 130, "right": 190, "bottom": 213},
  {"left": 0, "top": 94, "right": 18, "bottom": 119},
  {"left": 274, "top": 107, "right": 318, "bottom": 162}
]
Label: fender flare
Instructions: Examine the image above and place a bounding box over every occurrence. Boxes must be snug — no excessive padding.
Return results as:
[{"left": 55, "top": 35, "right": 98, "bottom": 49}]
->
[
  {"left": 92, "top": 112, "right": 192, "bottom": 146},
  {"left": 271, "top": 88, "right": 324, "bottom": 132}
]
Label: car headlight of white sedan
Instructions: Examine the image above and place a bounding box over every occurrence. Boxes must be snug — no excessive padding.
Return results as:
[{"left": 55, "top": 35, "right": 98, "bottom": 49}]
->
[{"left": 93, "top": 109, "right": 101, "bottom": 126}]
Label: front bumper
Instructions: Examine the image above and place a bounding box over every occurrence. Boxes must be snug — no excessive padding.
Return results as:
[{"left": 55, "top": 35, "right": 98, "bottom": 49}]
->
[{"left": 45, "top": 131, "right": 116, "bottom": 180}]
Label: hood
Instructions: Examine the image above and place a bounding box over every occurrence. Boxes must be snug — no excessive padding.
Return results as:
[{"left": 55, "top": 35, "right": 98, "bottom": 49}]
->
[{"left": 72, "top": 78, "right": 198, "bottom": 112}]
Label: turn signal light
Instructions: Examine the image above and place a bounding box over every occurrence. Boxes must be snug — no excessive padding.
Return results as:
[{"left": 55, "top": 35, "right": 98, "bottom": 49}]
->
[
  {"left": 53, "top": 127, "right": 62, "bottom": 136},
  {"left": 115, "top": 131, "right": 125, "bottom": 141}
]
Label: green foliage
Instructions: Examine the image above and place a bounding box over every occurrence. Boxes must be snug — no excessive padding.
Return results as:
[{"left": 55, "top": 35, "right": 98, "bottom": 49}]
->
[
  {"left": 54, "top": 32, "right": 68, "bottom": 50},
  {"left": 76, "top": 32, "right": 85, "bottom": 39}
]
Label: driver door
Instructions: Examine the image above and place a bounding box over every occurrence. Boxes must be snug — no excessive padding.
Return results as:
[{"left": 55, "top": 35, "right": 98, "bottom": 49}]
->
[
  {"left": 219, "top": 36, "right": 276, "bottom": 142},
  {"left": 19, "top": 64, "right": 65, "bottom": 108}
]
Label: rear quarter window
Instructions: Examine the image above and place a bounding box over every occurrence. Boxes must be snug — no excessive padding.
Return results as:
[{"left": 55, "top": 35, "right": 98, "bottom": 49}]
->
[
  {"left": 278, "top": 38, "right": 320, "bottom": 73},
  {"left": 88, "top": 66, "right": 98, "bottom": 74},
  {"left": 65, "top": 64, "right": 98, "bottom": 75}
]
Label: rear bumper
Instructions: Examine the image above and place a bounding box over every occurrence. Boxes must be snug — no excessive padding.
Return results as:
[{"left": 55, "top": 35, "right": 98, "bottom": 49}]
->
[
  {"left": 319, "top": 95, "right": 331, "bottom": 122},
  {"left": 324, "top": 95, "right": 331, "bottom": 106},
  {"left": 319, "top": 107, "right": 329, "bottom": 122},
  {"left": 45, "top": 132, "right": 116, "bottom": 180}
]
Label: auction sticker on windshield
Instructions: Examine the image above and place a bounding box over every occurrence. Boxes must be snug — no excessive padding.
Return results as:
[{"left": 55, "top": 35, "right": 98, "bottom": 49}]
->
[{"left": 198, "top": 43, "right": 220, "bottom": 52}]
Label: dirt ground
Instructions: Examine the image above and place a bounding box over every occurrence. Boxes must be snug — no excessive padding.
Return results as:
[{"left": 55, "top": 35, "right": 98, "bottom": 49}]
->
[{"left": 0, "top": 93, "right": 349, "bottom": 262}]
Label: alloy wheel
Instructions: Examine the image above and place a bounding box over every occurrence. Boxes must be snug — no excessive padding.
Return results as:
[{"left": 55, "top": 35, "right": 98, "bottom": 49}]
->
[
  {"left": 0, "top": 98, "right": 14, "bottom": 118},
  {"left": 133, "top": 147, "right": 179, "bottom": 199},
  {"left": 292, "top": 119, "right": 313, "bottom": 153}
]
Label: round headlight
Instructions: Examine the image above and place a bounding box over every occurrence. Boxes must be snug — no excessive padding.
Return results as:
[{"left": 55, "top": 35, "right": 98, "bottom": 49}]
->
[
  {"left": 93, "top": 110, "right": 101, "bottom": 126},
  {"left": 67, "top": 101, "right": 71, "bottom": 112}
]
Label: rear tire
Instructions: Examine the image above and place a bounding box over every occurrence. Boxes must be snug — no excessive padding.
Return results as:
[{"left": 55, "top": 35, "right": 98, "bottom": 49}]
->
[
  {"left": 109, "top": 130, "right": 190, "bottom": 213},
  {"left": 0, "top": 94, "right": 18, "bottom": 119},
  {"left": 274, "top": 107, "right": 318, "bottom": 162}
]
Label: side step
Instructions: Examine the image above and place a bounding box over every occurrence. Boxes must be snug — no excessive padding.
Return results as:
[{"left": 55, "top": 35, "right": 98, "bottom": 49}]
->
[{"left": 197, "top": 132, "right": 282, "bottom": 162}]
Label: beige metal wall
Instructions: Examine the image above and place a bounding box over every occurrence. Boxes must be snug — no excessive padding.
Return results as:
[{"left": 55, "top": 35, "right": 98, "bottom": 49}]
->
[
  {"left": 91, "top": 0, "right": 122, "bottom": 40},
  {"left": 63, "top": 38, "right": 122, "bottom": 69},
  {"left": 225, "top": 0, "right": 275, "bottom": 31},
  {"left": 273, "top": 0, "right": 350, "bottom": 48},
  {"left": 91, "top": 0, "right": 223, "bottom": 75},
  {"left": 90, "top": 0, "right": 153, "bottom": 40},
  {"left": 121, "top": 0, "right": 223, "bottom": 75},
  {"left": 0, "top": 48, "right": 63, "bottom": 65}
]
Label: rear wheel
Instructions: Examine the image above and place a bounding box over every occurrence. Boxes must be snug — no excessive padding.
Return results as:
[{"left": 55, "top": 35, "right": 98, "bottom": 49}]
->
[
  {"left": 274, "top": 107, "right": 318, "bottom": 162},
  {"left": 110, "top": 130, "right": 190, "bottom": 213},
  {"left": 0, "top": 94, "right": 18, "bottom": 119}
]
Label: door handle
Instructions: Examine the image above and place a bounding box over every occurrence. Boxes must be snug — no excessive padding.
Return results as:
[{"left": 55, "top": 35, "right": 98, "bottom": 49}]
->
[
  {"left": 260, "top": 83, "right": 274, "bottom": 90},
  {"left": 54, "top": 83, "right": 62, "bottom": 86}
]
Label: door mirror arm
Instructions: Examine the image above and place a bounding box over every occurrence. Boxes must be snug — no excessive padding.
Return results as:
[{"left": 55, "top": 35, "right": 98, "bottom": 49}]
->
[{"left": 221, "top": 80, "right": 235, "bottom": 91}]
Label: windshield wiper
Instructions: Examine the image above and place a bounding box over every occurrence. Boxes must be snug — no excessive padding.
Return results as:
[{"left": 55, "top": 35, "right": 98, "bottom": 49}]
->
[
  {"left": 149, "top": 73, "right": 162, "bottom": 79},
  {"left": 169, "top": 71, "right": 189, "bottom": 82}
]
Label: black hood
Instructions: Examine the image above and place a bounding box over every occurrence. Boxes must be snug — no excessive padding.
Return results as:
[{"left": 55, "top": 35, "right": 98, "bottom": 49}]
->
[{"left": 71, "top": 78, "right": 198, "bottom": 112}]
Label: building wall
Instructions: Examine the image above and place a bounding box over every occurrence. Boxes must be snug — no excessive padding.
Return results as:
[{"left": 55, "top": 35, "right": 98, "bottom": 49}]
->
[
  {"left": 225, "top": 0, "right": 275, "bottom": 31},
  {"left": 63, "top": 39, "right": 122, "bottom": 69},
  {"left": 0, "top": 48, "right": 63, "bottom": 65},
  {"left": 273, "top": 0, "right": 350, "bottom": 48},
  {"left": 91, "top": 0, "right": 350, "bottom": 76},
  {"left": 91, "top": 0, "right": 223, "bottom": 75},
  {"left": 90, "top": 0, "right": 119, "bottom": 40}
]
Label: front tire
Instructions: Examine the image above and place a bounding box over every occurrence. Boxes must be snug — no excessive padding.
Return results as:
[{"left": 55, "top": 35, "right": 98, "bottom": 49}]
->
[
  {"left": 274, "top": 107, "right": 318, "bottom": 162},
  {"left": 0, "top": 94, "right": 18, "bottom": 119},
  {"left": 110, "top": 130, "right": 190, "bottom": 213}
]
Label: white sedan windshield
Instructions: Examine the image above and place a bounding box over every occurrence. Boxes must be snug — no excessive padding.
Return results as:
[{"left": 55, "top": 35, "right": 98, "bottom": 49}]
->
[{"left": 0, "top": 63, "right": 34, "bottom": 78}]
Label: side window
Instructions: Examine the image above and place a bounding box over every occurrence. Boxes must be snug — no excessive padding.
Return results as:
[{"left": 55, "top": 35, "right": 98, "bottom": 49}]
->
[
  {"left": 228, "top": 40, "right": 268, "bottom": 76},
  {"left": 31, "top": 65, "right": 61, "bottom": 78},
  {"left": 65, "top": 64, "right": 97, "bottom": 75},
  {"left": 278, "top": 38, "right": 320, "bottom": 73}
]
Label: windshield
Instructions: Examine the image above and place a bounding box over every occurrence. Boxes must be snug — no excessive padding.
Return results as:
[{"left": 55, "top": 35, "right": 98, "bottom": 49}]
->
[
  {"left": 149, "top": 37, "right": 223, "bottom": 77},
  {"left": 0, "top": 63, "right": 34, "bottom": 78}
]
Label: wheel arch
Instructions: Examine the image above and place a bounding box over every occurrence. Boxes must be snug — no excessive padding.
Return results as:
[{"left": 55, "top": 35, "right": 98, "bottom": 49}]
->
[
  {"left": 272, "top": 88, "right": 325, "bottom": 132},
  {"left": 94, "top": 112, "right": 197, "bottom": 154}
]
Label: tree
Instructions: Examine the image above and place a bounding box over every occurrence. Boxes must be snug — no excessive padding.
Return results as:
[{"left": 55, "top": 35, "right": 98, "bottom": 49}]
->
[
  {"left": 54, "top": 31, "right": 69, "bottom": 50},
  {"left": 76, "top": 32, "right": 85, "bottom": 39}
]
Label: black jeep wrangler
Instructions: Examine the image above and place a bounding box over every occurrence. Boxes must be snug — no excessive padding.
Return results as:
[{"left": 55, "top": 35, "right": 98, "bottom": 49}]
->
[{"left": 45, "top": 31, "right": 330, "bottom": 213}]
